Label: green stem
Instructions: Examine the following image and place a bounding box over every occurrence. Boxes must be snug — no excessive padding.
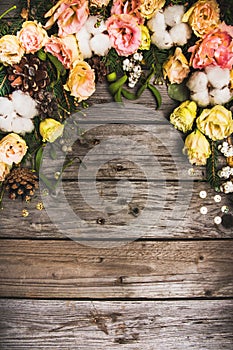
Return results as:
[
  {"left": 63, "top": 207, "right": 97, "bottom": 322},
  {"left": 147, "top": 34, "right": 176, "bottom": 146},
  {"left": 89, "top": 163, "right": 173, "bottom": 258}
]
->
[{"left": 0, "top": 5, "right": 17, "bottom": 20}]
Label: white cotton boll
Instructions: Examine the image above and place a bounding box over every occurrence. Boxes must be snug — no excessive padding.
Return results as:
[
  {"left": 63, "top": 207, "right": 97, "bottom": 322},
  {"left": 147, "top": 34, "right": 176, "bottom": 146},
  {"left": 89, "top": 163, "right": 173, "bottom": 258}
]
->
[
  {"left": 186, "top": 71, "right": 208, "bottom": 93},
  {"left": 85, "top": 16, "right": 107, "bottom": 35},
  {"left": 164, "top": 5, "right": 185, "bottom": 27},
  {"left": 209, "top": 87, "right": 232, "bottom": 105},
  {"left": 12, "top": 90, "right": 38, "bottom": 119},
  {"left": 147, "top": 11, "right": 166, "bottom": 32},
  {"left": 0, "top": 97, "right": 14, "bottom": 116},
  {"left": 11, "top": 116, "right": 34, "bottom": 134},
  {"left": 0, "top": 113, "right": 14, "bottom": 132},
  {"left": 191, "top": 90, "right": 210, "bottom": 107},
  {"left": 205, "top": 66, "right": 230, "bottom": 89},
  {"left": 151, "top": 31, "right": 173, "bottom": 50},
  {"left": 170, "top": 23, "right": 192, "bottom": 46},
  {"left": 90, "top": 34, "right": 111, "bottom": 56},
  {"left": 76, "top": 27, "right": 92, "bottom": 59}
]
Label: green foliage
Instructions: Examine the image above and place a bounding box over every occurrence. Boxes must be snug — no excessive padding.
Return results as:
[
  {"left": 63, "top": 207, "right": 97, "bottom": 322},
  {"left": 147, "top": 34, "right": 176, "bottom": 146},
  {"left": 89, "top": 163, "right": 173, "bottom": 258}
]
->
[
  {"left": 168, "top": 82, "right": 190, "bottom": 102},
  {"left": 143, "top": 45, "right": 171, "bottom": 82},
  {"left": 206, "top": 141, "right": 221, "bottom": 190},
  {"left": 0, "top": 66, "right": 11, "bottom": 97},
  {"left": 104, "top": 48, "right": 124, "bottom": 75}
]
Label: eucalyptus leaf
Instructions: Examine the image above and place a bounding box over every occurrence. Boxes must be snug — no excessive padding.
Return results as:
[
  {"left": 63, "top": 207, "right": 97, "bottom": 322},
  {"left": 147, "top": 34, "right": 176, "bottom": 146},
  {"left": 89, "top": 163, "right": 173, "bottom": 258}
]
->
[{"left": 168, "top": 82, "right": 190, "bottom": 102}]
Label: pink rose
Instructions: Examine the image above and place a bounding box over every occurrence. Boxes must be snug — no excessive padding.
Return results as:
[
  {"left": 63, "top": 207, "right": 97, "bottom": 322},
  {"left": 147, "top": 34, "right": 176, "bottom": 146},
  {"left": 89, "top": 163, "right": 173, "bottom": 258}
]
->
[
  {"left": 44, "top": 35, "right": 82, "bottom": 69},
  {"left": 106, "top": 14, "right": 141, "bottom": 56},
  {"left": 0, "top": 133, "right": 27, "bottom": 166},
  {"left": 111, "top": 0, "right": 144, "bottom": 25},
  {"left": 17, "top": 21, "right": 48, "bottom": 54},
  {"left": 64, "top": 61, "right": 95, "bottom": 101},
  {"left": 44, "top": 0, "right": 89, "bottom": 37},
  {"left": 189, "top": 23, "right": 233, "bottom": 69}
]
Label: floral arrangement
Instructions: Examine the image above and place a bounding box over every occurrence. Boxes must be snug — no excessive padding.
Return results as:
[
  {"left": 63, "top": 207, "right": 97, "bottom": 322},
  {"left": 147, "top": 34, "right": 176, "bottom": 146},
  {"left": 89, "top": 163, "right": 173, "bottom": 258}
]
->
[{"left": 0, "top": 0, "right": 232, "bottom": 210}]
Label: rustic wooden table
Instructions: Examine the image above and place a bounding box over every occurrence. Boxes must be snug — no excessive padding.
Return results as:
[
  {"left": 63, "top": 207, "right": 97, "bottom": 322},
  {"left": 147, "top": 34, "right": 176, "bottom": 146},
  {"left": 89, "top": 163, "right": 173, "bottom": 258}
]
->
[{"left": 0, "top": 1, "right": 233, "bottom": 349}]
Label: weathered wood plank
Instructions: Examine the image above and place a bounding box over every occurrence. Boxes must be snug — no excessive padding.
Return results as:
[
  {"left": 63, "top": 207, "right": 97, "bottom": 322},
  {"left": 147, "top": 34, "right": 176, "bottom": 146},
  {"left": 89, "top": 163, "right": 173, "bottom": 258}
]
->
[
  {"left": 1, "top": 180, "right": 232, "bottom": 239},
  {"left": 0, "top": 240, "right": 232, "bottom": 298},
  {"left": 0, "top": 299, "right": 232, "bottom": 349}
]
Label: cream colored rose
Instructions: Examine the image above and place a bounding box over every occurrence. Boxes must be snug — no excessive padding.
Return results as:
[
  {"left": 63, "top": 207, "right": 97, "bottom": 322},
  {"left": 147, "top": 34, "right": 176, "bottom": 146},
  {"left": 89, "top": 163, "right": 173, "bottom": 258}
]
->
[
  {"left": 0, "top": 35, "right": 24, "bottom": 66},
  {"left": 90, "top": 0, "right": 110, "bottom": 6},
  {"left": 139, "top": 25, "right": 151, "bottom": 50},
  {"left": 0, "top": 133, "right": 27, "bottom": 165},
  {"left": 163, "top": 47, "right": 190, "bottom": 84},
  {"left": 183, "top": 129, "right": 211, "bottom": 166},
  {"left": 17, "top": 21, "right": 49, "bottom": 54},
  {"left": 0, "top": 162, "right": 10, "bottom": 182},
  {"left": 170, "top": 100, "right": 197, "bottom": 133},
  {"left": 196, "top": 105, "right": 233, "bottom": 141},
  {"left": 39, "top": 118, "right": 64, "bottom": 143},
  {"left": 64, "top": 61, "right": 95, "bottom": 101},
  {"left": 182, "top": 0, "right": 220, "bottom": 37},
  {"left": 140, "top": 0, "right": 165, "bottom": 19}
]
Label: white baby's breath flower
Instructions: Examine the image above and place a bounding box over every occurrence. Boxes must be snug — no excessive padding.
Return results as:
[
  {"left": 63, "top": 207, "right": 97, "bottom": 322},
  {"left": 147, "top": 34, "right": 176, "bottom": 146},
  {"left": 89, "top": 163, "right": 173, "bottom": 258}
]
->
[
  {"left": 164, "top": 5, "right": 185, "bottom": 27},
  {"left": 186, "top": 71, "right": 208, "bottom": 92},
  {"left": 12, "top": 90, "right": 38, "bottom": 119},
  {"left": 209, "top": 87, "right": 232, "bottom": 105},
  {"left": 169, "top": 23, "right": 192, "bottom": 46},
  {"left": 205, "top": 66, "right": 230, "bottom": 89},
  {"left": 90, "top": 33, "right": 111, "bottom": 56},
  {"left": 190, "top": 90, "right": 210, "bottom": 107}
]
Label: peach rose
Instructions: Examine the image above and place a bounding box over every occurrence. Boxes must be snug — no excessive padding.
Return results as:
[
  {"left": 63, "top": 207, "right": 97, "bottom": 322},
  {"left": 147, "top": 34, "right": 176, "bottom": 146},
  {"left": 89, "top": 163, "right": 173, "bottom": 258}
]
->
[
  {"left": 163, "top": 47, "right": 190, "bottom": 84},
  {"left": 44, "top": 0, "right": 89, "bottom": 37},
  {"left": 17, "top": 21, "right": 49, "bottom": 54},
  {"left": 0, "top": 35, "right": 24, "bottom": 66},
  {"left": 45, "top": 35, "right": 82, "bottom": 69},
  {"left": 0, "top": 133, "right": 27, "bottom": 166},
  {"left": 140, "top": 0, "right": 165, "bottom": 19},
  {"left": 196, "top": 105, "right": 233, "bottom": 141},
  {"left": 111, "top": 0, "right": 144, "bottom": 24},
  {"left": 182, "top": 0, "right": 220, "bottom": 37},
  {"left": 189, "top": 23, "right": 233, "bottom": 69},
  {"left": 106, "top": 14, "right": 141, "bottom": 56},
  {"left": 0, "top": 162, "right": 10, "bottom": 182},
  {"left": 183, "top": 129, "right": 211, "bottom": 166},
  {"left": 64, "top": 61, "right": 95, "bottom": 101}
]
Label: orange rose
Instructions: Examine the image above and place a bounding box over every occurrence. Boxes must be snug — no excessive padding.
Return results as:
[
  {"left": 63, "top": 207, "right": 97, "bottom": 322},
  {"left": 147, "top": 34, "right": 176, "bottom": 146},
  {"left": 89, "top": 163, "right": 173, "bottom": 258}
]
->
[
  {"left": 0, "top": 133, "right": 27, "bottom": 166},
  {"left": 182, "top": 0, "right": 220, "bottom": 37},
  {"left": 64, "top": 61, "right": 95, "bottom": 101},
  {"left": 163, "top": 47, "right": 190, "bottom": 84}
]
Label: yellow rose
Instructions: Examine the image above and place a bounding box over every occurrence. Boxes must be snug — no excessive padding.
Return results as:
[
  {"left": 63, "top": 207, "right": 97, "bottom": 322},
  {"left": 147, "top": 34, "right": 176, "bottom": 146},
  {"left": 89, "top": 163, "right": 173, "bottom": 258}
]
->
[
  {"left": 183, "top": 129, "right": 211, "bottom": 166},
  {"left": 0, "top": 162, "right": 11, "bottom": 182},
  {"left": 90, "top": 0, "right": 110, "bottom": 6},
  {"left": 17, "top": 21, "right": 49, "bottom": 54},
  {"left": 0, "top": 133, "right": 27, "bottom": 165},
  {"left": 0, "top": 35, "right": 24, "bottom": 65},
  {"left": 39, "top": 118, "right": 64, "bottom": 143},
  {"left": 170, "top": 100, "right": 197, "bottom": 133},
  {"left": 196, "top": 105, "right": 233, "bottom": 141},
  {"left": 163, "top": 47, "right": 190, "bottom": 84},
  {"left": 140, "top": 0, "right": 165, "bottom": 19},
  {"left": 139, "top": 25, "right": 151, "bottom": 50},
  {"left": 64, "top": 61, "right": 95, "bottom": 102},
  {"left": 182, "top": 0, "right": 220, "bottom": 37}
]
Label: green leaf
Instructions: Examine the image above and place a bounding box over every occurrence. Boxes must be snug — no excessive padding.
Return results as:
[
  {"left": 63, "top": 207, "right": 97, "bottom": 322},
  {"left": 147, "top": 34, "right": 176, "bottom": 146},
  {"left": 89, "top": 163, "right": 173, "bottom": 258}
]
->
[
  {"left": 109, "top": 74, "right": 127, "bottom": 95},
  {"left": 114, "top": 87, "right": 123, "bottom": 102},
  {"left": 47, "top": 53, "right": 66, "bottom": 82},
  {"left": 147, "top": 84, "right": 162, "bottom": 109},
  {"left": 35, "top": 146, "right": 44, "bottom": 173},
  {"left": 168, "top": 82, "right": 190, "bottom": 102},
  {"left": 121, "top": 88, "right": 138, "bottom": 100},
  {"left": 37, "top": 49, "right": 47, "bottom": 61}
]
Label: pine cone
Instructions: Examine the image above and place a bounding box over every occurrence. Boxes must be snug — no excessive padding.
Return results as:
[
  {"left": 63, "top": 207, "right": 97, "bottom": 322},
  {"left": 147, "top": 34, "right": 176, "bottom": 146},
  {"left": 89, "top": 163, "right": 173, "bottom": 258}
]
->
[
  {"left": 5, "top": 168, "right": 39, "bottom": 201},
  {"left": 87, "top": 55, "right": 108, "bottom": 83},
  {"left": 8, "top": 54, "right": 50, "bottom": 97},
  {"left": 35, "top": 90, "right": 59, "bottom": 119}
]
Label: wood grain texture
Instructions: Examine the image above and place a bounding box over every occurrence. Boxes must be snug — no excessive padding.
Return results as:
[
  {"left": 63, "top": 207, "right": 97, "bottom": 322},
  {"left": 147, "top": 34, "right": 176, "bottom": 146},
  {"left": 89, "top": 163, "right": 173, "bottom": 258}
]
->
[
  {"left": 0, "top": 240, "right": 232, "bottom": 299},
  {"left": 0, "top": 299, "right": 233, "bottom": 350}
]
